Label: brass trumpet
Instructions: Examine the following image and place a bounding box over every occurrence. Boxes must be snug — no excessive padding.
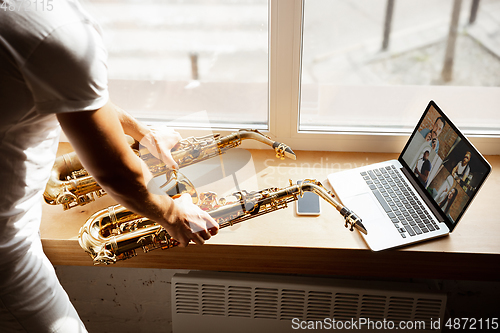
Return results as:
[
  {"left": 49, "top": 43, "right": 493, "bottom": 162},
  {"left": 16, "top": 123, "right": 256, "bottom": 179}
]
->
[
  {"left": 78, "top": 177, "right": 366, "bottom": 265},
  {"left": 44, "top": 129, "right": 296, "bottom": 210}
]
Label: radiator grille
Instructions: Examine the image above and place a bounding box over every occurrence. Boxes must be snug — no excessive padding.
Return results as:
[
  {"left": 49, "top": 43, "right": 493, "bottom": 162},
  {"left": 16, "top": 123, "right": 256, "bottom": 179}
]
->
[
  {"left": 307, "top": 291, "right": 332, "bottom": 320},
  {"left": 201, "top": 284, "right": 226, "bottom": 316},
  {"left": 228, "top": 286, "right": 252, "bottom": 318},
  {"left": 173, "top": 271, "right": 446, "bottom": 333},
  {"left": 173, "top": 285, "right": 446, "bottom": 321},
  {"left": 174, "top": 282, "right": 199, "bottom": 315},
  {"left": 281, "top": 289, "right": 304, "bottom": 320}
]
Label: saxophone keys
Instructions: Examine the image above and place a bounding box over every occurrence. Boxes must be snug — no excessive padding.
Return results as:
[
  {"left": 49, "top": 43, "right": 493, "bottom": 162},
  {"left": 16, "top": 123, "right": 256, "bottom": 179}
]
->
[{"left": 56, "top": 190, "right": 78, "bottom": 210}]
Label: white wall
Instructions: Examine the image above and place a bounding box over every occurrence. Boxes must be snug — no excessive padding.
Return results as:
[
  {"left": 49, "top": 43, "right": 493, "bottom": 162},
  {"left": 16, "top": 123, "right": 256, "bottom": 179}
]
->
[{"left": 55, "top": 266, "right": 186, "bottom": 333}]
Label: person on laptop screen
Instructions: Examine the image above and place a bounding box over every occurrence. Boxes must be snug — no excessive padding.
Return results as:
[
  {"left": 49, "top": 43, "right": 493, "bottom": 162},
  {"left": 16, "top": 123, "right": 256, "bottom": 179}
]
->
[
  {"left": 414, "top": 147, "right": 432, "bottom": 186},
  {"left": 419, "top": 116, "right": 446, "bottom": 154},
  {"left": 437, "top": 187, "right": 458, "bottom": 216},
  {"left": 452, "top": 151, "right": 471, "bottom": 185}
]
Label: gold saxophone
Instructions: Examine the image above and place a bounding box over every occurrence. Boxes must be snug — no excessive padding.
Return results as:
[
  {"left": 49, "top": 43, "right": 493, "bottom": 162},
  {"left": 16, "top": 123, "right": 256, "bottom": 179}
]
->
[
  {"left": 44, "top": 129, "right": 296, "bottom": 210},
  {"left": 78, "top": 178, "right": 366, "bottom": 265}
]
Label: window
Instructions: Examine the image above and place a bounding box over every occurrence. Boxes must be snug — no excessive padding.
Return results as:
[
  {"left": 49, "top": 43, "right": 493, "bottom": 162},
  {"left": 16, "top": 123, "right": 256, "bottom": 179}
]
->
[
  {"left": 298, "top": 0, "right": 500, "bottom": 154},
  {"left": 83, "top": 0, "right": 269, "bottom": 129},
  {"left": 81, "top": 0, "right": 500, "bottom": 154}
]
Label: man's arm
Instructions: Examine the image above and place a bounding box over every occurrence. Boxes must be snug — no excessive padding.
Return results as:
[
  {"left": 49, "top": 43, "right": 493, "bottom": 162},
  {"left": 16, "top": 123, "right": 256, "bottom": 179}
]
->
[
  {"left": 451, "top": 164, "right": 459, "bottom": 179},
  {"left": 57, "top": 101, "right": 218, "bottom": 247},
  {"left": 111, "top": 102, "right": 181, "bottom": 169}
]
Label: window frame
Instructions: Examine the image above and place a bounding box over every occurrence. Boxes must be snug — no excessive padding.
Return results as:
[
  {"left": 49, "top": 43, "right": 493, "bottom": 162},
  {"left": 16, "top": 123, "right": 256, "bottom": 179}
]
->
[
  {"left": 64, "top": 0, "right": 499, "bottom": 156},
  {"left": 267, "top": 0, "right": 500, "bottom": 155}
]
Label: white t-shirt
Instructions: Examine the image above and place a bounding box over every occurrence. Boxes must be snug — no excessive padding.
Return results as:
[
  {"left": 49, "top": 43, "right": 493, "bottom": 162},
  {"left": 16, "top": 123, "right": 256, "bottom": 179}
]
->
[
  {"left": 0, "top": 0, "right": 108, "bottom": 264},
  {"left": 455, "top": 161, "right": 470, "bottom": 180}
]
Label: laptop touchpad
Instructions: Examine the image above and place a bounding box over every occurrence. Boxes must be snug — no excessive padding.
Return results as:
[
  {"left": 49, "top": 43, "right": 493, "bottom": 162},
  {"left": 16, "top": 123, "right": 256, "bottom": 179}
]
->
[{"left": 343, "top": 193, "right": 387, "bottom": 225}]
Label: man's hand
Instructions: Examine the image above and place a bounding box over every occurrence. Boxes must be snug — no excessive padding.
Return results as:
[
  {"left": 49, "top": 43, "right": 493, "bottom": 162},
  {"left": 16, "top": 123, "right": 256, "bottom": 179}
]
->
[
  {"left": 140, "top": 125, "right": 182, "bottom": 170},
  {"left": 166, "top": 193, "right": 219, "bottom": 247},
  {"left": 431, "top": 138, "right": 437, "bottom": 151},
  {"left": 112, "top": 102, "right": 181, "bottom": 168}
]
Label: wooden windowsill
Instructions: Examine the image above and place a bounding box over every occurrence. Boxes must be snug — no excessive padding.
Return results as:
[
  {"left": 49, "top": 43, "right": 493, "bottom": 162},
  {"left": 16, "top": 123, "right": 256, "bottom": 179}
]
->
[{"left": 41, "top": 143, "right": 500, "bottom": 281}]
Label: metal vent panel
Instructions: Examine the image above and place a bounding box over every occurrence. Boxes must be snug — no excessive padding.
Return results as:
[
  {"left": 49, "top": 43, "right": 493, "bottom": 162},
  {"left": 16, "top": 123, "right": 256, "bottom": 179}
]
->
[{"left": 173, "top": 271, "right": 446, "bottom": 333}]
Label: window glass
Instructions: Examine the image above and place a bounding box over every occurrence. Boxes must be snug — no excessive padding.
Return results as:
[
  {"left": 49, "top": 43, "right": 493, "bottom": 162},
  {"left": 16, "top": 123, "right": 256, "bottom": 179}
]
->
[
  {"left": 301, "top": 0, "right": 500, "bottom": 134},
  {"left": 82, "top": 0, "right": 269, "bottom": 128}
]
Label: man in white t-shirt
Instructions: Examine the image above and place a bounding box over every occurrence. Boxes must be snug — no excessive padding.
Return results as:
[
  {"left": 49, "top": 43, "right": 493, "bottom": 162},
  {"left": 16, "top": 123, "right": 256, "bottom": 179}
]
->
[
  {"left": 452, "top": 151, "right": 471, "bottom": 184},
  {"left": 0, "top": 1, "right": 218, "bottom": 332}
]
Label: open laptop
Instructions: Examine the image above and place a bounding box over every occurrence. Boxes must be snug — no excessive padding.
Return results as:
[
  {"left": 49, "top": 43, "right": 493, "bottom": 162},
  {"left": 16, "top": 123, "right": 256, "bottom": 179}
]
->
[{"left": 328, "top": 100, "right": 491, "bottom": 251}]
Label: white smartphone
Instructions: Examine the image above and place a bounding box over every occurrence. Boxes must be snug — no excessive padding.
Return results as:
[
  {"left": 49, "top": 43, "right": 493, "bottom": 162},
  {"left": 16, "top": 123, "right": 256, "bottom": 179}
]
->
[{"left": 295, "top": 180, "right": 321, "bottom": 215}]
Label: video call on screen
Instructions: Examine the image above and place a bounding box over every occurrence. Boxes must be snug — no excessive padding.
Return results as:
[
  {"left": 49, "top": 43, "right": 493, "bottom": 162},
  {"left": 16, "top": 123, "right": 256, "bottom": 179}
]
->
[{"left": 402, "top": 105, "right": 489, "bottom": 224}]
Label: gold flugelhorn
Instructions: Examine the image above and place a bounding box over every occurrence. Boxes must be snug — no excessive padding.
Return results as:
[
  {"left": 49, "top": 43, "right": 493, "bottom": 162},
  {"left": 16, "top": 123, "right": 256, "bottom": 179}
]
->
[
  {"left": 44, "top": 129, "right": 296, "bottom": 210},
  {"left": 78, "top": 178, "right": 366, "bottom": 265}
]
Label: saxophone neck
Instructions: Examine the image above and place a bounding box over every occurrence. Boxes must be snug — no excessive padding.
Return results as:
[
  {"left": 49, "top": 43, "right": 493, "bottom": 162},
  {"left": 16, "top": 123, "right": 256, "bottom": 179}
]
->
[
  {"left": 137, "top": 129, "right": 296, "bottom": 177},
  {"left": 202, "top": 179, "right": 366, "bottom": 235},
  {"left": 237, "top": 129, "right": 296, "bottom": 160}
]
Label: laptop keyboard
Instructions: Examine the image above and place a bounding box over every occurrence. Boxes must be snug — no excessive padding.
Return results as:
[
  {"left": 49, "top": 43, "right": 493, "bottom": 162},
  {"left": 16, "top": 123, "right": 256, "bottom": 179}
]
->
[{"left": 361, "top": 165, "right": 440, "bottom": 238}]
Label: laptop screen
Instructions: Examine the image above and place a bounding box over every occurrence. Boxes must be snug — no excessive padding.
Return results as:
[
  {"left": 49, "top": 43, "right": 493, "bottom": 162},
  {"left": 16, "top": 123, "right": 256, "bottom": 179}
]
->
[{"left": 399, "top": 101, "right": 491, "bottom": 231}]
